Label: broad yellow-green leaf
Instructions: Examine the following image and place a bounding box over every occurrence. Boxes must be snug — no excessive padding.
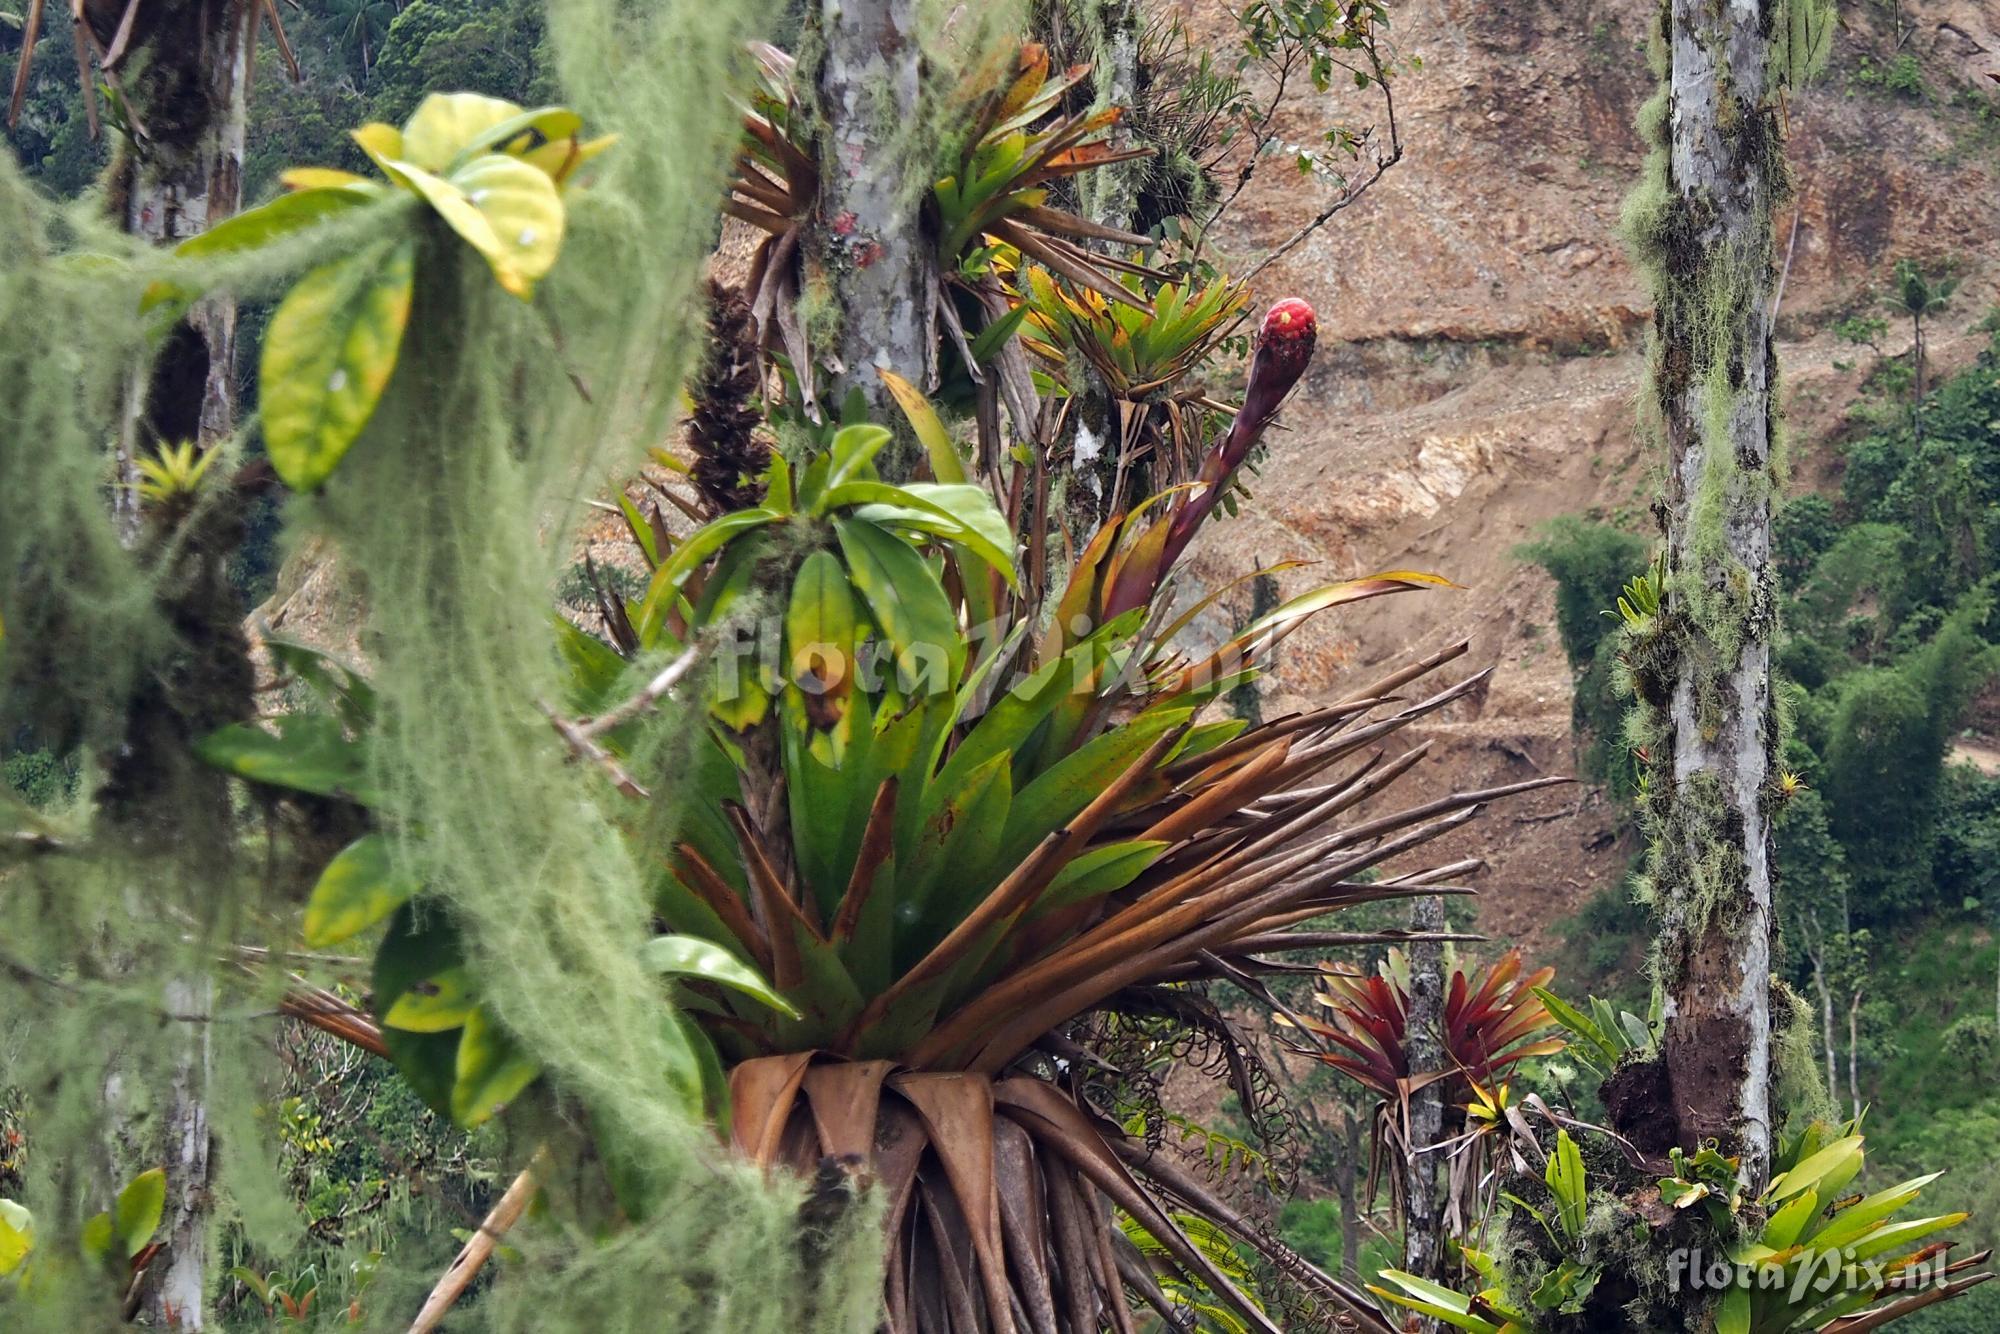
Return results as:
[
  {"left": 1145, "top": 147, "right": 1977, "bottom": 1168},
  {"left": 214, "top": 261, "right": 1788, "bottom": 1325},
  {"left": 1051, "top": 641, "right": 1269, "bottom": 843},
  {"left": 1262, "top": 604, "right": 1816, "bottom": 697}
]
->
[
  {"left": 877, "top": 367, "right": 966, "bottom": 483},
  {"left": 80, "top": 1210, "right": 114, "bottom": 1263},
  {"left": 446, "top": 153, "right": 566, "bottom": 296},
  {"left": 823, "top": 423, "right": 894, "bottom": 493},
  {"left": 114, "top": 1169, "right": 165, "bottom": 1259},
  {"left": 176, "top": 186, "right": 378, "bottom": 259},
  {"left": 388, "top": 155, "right": 564, "bottom": 300},
  {"left": 641, "top": 934, "right": 799, "bottom": 1018},
  {"left": 303, "top": 834, "right": 420, "bottom": 947},
  {"left": 0, "top": 1199, "right": 33, "bottom": 1275},
  {"left": 1715, "top": 1285, "right": 1749, "bottom": 1334},
  {"left": 383, "top": 966, "right": 478, "bottom": 1032},
  {"left": 400, "top": 92, "right": 525, "bottom": 173},
  {"left": 260, "top": 240, "right": 414, "bottom": 492},
  {"left": 835, "top": 480, "right": 1019, "bottom": 588},
  {"left": 835, "top": 517, "right": 964, "bottom": 687},
  {"left": 193, "top": 715, "right": 377, "bottom": 804},
  {"left": 451, "top": 1007, "right": 540, "bottom": 1127}
]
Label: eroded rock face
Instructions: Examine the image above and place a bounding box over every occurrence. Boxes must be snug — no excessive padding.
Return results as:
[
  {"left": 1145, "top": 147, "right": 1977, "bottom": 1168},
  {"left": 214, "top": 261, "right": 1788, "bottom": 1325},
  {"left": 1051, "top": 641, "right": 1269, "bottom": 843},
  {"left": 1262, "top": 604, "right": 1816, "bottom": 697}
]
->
[{"left": 1172, "top": 0, "right": 1999, "bottom": 949}]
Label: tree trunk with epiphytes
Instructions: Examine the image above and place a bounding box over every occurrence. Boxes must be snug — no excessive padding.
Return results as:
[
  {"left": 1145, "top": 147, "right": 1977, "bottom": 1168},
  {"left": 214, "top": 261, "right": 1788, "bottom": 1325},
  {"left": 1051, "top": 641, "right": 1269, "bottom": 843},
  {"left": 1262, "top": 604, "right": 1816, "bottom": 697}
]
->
[
  {"left": 97, "top": 6, "right": 256, "bottom": 1325},
  {"left": 806, "top": 0, "right": 929, "bottom": 476},
  {"left": 1401, "top": 894, "right": 1446, "bottom": 1331},
  {"left": 1626, "top": 0, "right": 1826, "bottom": 1197}
]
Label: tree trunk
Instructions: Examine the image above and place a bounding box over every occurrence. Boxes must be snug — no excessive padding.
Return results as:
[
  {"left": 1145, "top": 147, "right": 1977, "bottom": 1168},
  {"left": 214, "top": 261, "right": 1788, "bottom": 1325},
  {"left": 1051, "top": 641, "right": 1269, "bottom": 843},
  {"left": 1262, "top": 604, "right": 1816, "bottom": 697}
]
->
[
  {"left": 1911, "top": 310, "right": 1925, "bottom": 443},
  {"left": 1401, "top": 895, "right": 1446, "bottom": 1331},
  {"left": 808, "top": 0, "right": 930, "bottom": 475},
  {"left": 1847, "top": 988, "right": 1864, "bottom": 1121},
  {"left": 1337, "top": 1110, "right": 1363, "bottom": 1281},
  {"left": 1639, "top": 0, "right": 1790, "bottom": 1192},
  {"left": 103, "top": 7, "right": 254, "bottom": 1326},
  {"left": 1810, "top": 948, "right": 1836, "bottom": 1106}
]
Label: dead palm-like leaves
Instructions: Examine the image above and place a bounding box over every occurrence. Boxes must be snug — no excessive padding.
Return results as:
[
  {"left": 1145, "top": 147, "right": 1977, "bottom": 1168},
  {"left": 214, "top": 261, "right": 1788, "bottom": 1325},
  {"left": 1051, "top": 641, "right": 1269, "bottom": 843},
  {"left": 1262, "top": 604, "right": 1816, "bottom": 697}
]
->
[{"left": 7, "top": 0, "right": 298, "bottom": 134}]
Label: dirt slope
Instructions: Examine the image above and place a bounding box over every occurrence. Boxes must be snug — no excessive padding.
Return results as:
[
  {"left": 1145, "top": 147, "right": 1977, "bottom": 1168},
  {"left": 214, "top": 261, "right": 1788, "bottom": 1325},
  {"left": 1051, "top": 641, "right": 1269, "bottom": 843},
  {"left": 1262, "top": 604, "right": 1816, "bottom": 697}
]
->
[{"left": 1175, "top": 0, "right": 2000, "bottom": 956}]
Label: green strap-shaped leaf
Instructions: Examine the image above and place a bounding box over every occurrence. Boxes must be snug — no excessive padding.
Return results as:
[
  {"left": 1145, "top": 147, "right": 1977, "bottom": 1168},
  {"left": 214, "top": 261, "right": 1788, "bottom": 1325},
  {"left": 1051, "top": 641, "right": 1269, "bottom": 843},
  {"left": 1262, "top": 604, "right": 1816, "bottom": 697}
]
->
[
  {"left": 636, "top": 508, "right": 781, "bottom": 644},
  {"left": 835, "top": 517, "right": 965, "bottom": 687},
  {"left": 451, "top": 1007, "right": 541, "bottom": 1128},
  {"left": 260, "top": 239, "right": 415, "bottom": 492},
  {"left": 641, "top": 934, "right": 799, "bottom": 1018},
  {"left": 303, "top": 834, "right": 420, "bottom": 948},
  {"left": 1031, "top": 841, "right": 1168, "bottom": 917}
]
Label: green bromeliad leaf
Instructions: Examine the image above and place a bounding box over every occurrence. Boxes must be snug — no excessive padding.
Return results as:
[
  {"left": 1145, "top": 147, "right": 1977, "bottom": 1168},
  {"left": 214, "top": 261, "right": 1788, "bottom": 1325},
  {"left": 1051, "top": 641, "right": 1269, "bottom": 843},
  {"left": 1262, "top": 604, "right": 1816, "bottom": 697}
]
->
[
  {"left": 260, "top": 239, "right": 415, "bottom": 492},
  {"left": 835, "top": 517, "right": 964, "bottom": 687},
  {"left": 641, "top": 934, "right": 799, "bottom": 1018},
  {"left": 303, "top": 834, "right": 419, "bottom": 947},
  {"left": 786, "top": 550, "right": 860, "bottom": 702}
]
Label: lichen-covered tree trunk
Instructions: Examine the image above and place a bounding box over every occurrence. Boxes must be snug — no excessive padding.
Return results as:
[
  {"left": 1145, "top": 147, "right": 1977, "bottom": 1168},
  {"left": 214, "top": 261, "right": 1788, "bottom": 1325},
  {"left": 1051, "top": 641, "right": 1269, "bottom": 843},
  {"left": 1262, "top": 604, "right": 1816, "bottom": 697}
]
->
[
  {"left": 102, "top": 6, "right": 255, "bottom": 1325},
  {"left": 1401, "top": 894, "right": 1446, "bottom": 1329},
  {"left": 1633, "top": 0, "right": 1800, "bottom": 1191},
  {"left": 807, "top": 0, "right": 929, "bottom": 475}
]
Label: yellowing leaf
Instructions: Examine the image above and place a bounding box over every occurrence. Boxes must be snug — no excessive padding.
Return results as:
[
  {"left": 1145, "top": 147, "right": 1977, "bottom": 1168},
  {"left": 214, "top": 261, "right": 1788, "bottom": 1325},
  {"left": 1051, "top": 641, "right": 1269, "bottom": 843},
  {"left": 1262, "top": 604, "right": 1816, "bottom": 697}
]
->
[
  {"left": 281, "top": 167, "right": 375, "bottom": 192},
  {"left": 389, "top": 155, "right": 564, "bottom": 299},
  {"left": 448, "top": 154, "right": 565, "bottom": 296},
  {"left": 349, "top": 123, "right": 404, "bottom": 166},
  {"left": 400, "top": 92, "right": 525, "bottom": 173},
  {"left": 451, "top": 1007, "right": 540, "bottom": 1127},
  {"left": 303, "top": 834, "right": 420, "bottom": 948},
  {"left": 517, "top": 132, "right": 619, "bottom": 185},
  {"left": 877, "top": 367, "right": 965, "bottom": 484},
  {"left": 0, "top": 1200, "right": 33, "bottom": 1276},
  {"left": 260, "top": 240, "right": 415, "bottom": 492},
  {"left": 383, "top": 966, "right": 479, "bottom": 1033}
]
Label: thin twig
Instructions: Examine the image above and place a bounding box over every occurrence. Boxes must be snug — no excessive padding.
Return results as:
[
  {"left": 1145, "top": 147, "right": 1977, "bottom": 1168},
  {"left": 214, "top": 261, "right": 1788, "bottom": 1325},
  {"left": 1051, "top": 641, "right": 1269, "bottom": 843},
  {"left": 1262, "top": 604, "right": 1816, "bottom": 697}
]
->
[
  {"left": 574, "top": 642, "right": 702, "bottom": 740},
  {"left": 1239, "top": 41, "right": 1402, "bottom": 288},
  {"left": 540, "top": 702, "right": 650, "bottom": 799},
  {"left": 408, "top": 1155, "right": 545, "bottom": 1334}
]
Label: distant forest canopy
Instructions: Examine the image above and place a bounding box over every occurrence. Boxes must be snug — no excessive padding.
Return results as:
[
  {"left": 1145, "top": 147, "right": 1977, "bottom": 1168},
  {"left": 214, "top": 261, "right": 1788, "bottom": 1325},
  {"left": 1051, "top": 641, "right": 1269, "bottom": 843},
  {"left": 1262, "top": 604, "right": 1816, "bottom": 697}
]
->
[{"left": 4, "top": 0, "right": 553, "bottom": 202}]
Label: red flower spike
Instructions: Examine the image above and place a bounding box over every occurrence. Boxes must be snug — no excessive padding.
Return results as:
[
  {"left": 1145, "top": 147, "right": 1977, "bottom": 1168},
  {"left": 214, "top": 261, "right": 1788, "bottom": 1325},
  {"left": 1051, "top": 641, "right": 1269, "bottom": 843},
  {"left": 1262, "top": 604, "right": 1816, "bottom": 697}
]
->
[{"left": 1102, "top": 298, "right": 1321, "bottom": 618}]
